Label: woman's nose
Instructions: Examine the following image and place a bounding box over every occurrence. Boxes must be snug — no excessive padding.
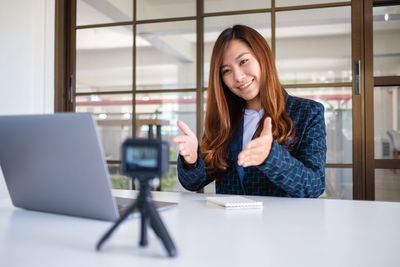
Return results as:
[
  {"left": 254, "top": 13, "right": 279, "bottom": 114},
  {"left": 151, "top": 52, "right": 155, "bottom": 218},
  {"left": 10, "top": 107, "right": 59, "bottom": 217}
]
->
[{"left": 233, "top": 68, "right": 245, "bottom": 82}]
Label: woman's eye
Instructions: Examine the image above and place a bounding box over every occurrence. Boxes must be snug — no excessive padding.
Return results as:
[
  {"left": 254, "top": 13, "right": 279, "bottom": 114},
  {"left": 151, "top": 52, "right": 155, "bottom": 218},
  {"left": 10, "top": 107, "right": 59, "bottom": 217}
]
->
[
  {"left": 240, "top": 59, "right": 248, "bottom": 65},
  {"left": 221, "top": 69, "right": 231, "bottom": 75}
]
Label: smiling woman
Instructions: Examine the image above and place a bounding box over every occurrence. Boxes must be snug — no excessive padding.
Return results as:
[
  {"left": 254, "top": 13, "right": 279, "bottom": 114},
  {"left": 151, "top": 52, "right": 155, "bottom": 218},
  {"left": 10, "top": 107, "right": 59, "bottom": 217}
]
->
[{"left": 174, "top": 25, "right": 327, "bottom": 198}]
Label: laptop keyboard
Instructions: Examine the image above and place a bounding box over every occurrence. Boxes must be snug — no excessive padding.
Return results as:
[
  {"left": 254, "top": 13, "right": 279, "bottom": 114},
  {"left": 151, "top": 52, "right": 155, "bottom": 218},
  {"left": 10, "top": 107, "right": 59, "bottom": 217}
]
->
[
  {"left": 114, "top": 196, "right": 178, "bottom": 216},
  {"left": 115, "top": 197, "right": 137, "bottom": 214}
]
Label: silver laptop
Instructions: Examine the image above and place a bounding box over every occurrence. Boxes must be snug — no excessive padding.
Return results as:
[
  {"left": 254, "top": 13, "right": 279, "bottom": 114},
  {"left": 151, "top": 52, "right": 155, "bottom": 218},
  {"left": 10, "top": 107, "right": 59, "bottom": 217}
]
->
[{"left": 0, "top": 113, "right": 176, "bottom": 221}]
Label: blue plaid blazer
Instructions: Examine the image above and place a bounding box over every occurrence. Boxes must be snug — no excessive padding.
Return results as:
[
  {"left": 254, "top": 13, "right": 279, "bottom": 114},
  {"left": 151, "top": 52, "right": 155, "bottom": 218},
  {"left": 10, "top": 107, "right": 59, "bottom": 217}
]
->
[{"left": 177, "top": 92, "right": 326, "bottom": 198}]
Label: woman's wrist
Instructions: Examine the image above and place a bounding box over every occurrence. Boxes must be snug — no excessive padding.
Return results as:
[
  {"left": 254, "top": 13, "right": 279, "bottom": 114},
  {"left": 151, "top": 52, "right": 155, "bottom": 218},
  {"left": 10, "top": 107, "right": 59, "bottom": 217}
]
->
[{"left": 181, "top": 155, "right": 198, "bottom": 170}]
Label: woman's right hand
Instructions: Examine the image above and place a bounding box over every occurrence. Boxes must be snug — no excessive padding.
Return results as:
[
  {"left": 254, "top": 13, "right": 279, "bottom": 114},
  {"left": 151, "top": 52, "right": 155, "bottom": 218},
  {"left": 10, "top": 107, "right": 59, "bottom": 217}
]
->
[{"left": 173, "top": 120, "right": 198, "bottom": 164}]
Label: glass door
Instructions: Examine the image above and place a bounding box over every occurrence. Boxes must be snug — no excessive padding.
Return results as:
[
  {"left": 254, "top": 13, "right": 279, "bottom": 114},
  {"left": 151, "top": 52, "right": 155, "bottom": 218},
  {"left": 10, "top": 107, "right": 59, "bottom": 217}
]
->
[
  {"left": 273, "top": 3, "right": 354, "bottom": 199},
  {"left": 365, "top": 0, "right": 400, "bottom": 200}
]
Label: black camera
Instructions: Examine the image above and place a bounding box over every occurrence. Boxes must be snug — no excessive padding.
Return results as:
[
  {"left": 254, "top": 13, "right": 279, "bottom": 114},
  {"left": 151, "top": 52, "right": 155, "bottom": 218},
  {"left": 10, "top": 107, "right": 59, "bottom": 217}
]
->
[{"left": 121, "top": 138, "right": 169, "bottom": 179}]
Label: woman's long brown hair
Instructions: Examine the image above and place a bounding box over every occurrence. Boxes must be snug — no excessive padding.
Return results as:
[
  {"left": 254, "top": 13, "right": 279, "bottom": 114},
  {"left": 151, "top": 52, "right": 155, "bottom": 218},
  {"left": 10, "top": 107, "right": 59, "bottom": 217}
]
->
[{"left": 201, "top": 25, "right": 295, "bottom": 181}]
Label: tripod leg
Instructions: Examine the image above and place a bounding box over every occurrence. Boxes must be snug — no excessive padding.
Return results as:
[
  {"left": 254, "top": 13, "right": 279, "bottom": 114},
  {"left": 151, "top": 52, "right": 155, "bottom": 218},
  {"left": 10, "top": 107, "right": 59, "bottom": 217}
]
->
[
  {"left": 96, "top": 201, "right": 139, "bottom": 251},
  {"left": 146, "top": 202, "right": 177, "bottom": 257},
  {"left": 139, "top": 206, "right": 148, "bottom": 247}
]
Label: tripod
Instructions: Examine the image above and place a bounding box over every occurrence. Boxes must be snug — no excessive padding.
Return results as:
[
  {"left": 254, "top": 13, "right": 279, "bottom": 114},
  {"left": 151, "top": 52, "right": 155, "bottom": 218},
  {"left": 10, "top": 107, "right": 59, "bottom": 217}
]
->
[{"left": 96, "top": 176, "right": 177, "bottom": 257}]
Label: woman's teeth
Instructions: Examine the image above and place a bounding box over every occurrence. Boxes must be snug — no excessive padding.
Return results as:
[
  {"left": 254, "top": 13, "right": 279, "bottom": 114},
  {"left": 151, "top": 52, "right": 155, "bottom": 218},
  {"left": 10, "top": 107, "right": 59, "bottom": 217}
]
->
[{"left": 239, "top": 79, "right": 253, "bottom": 89}]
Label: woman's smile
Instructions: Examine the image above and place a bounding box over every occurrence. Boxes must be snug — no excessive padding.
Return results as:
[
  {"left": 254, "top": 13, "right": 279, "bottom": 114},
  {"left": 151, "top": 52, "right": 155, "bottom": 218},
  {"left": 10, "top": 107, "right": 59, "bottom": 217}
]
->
[{"left": 238, "top": 78, "right": 254, "bottom": 90}]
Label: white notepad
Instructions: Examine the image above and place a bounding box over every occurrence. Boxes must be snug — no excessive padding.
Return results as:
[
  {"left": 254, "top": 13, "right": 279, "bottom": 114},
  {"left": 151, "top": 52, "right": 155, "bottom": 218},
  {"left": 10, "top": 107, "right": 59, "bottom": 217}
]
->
[{"left": 206, "top": 196, "right": 263, "bottom": 209}]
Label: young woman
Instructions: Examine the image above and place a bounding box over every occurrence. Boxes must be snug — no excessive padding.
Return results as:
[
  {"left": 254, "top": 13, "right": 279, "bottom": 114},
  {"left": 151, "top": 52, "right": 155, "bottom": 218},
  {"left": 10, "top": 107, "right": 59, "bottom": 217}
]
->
[{"left": 173, "top": 25, "right": 326, "bottom": 198}]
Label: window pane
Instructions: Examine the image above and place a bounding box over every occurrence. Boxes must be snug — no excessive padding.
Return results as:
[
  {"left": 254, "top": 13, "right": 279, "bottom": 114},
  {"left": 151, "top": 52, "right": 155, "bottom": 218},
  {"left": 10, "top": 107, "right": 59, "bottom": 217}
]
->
[
  {"left": 276, "top": 0, "right": 345, "bottom": 7},
  {"left": 321, "top": 168, "right": 352, "bottom": 200},
  {"left": 286, "top": 87, "right": 352, "bottom": 164},
  {"left": 203, "top": 89, "right": 208, "bottom": 114},
  {"left": 375, "top": 169, "right": 400, "bottom": 202},
  {"left": 136, "top": 21, "right": 196, "bottom": 90},
  {"left": 76, "top": 26, "right": 133, "bottom": 93},
  {"left": 374, "top": 87, "right": 400, "bottom": 159},
  {"left": 160, "top": 164, "right": 189, "bottom": 192},
  {"left": 204, "top": 0, "right": 270, "bottom": 13},
  {"left": 109, "top": 164, "right": 132, "bottom": 190},
  {"left": 76, "top": 94, "right": 132, "bottom": 160},
  {"left": 204, "top": 13, "right": 271, "bottom": 87},
  {"left": 137, "top": 0, "right": 195, "bottom": 20},
  {"left": 373, "top": 6, "right": 400, "bottom": 76},
  {"left": 276, "top": 7, "right": 351, "bottom": 84},
  {"left": 77, "top": 0, "right": 133, "bottom": 26},
  {"left": 135, "top": 92, "right": 196, "bottom": 160}
]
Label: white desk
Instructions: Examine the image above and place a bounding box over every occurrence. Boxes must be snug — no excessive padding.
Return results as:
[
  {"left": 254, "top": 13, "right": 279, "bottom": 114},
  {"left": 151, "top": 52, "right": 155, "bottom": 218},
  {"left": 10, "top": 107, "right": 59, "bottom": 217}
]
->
[{"left": 0, "top": 190, "right": 400, "bottom": 267}]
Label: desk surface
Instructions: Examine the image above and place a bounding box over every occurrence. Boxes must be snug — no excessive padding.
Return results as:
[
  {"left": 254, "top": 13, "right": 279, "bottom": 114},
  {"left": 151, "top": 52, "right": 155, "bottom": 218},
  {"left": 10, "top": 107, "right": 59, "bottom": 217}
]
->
[{"left": 1, "top": 190, "right": 400, "bottom": 267}]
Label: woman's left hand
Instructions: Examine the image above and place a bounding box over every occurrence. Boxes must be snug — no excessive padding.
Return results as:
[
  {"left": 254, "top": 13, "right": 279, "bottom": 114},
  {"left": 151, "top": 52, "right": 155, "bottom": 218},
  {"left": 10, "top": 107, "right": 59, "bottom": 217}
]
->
[{"left": 238, "top": 117, "right": 273, "bottom": 167}]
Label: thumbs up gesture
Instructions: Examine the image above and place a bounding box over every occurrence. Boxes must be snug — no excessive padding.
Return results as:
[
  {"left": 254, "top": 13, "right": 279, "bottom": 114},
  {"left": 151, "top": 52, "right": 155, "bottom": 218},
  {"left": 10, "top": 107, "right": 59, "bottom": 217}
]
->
[
  {"left": 173, "top": 120, "right": 199, "bottom": 164},
  {"left": 238, "top": 117, "right": 273, "bottom": 167}
]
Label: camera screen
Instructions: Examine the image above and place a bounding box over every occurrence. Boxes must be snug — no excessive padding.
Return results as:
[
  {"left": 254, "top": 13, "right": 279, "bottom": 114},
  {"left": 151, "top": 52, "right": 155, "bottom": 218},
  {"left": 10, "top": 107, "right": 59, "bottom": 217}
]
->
[{"left": 126, "top": 146, "right": 158, "bottom": 170}]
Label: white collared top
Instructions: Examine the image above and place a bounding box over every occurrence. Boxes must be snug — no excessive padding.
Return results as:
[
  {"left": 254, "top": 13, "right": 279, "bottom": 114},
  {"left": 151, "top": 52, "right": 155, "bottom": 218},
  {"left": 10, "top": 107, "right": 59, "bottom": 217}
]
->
[{"left": 243, "top": 108, "right": 264, "bottom": 149}]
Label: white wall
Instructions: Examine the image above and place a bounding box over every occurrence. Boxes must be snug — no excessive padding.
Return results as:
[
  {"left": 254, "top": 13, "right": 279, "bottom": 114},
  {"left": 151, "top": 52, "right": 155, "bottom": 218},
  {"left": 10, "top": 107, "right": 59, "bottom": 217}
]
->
[{"left": 0, "top": 0, "right": 55, "bottom": 199}]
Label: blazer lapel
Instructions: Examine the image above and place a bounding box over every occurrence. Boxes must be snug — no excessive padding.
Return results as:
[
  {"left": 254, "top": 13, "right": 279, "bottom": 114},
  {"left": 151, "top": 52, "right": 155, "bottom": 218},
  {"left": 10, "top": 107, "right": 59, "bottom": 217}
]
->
[{"left": 229, "top": 120, "right": 245, "bottom": 183}]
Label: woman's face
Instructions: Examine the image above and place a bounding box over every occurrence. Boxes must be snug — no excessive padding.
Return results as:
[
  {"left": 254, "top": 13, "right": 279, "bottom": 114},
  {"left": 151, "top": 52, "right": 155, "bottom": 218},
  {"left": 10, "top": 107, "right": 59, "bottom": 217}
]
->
[{"left": 220, "top": 39, "right": 261, "bottom": 110}]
